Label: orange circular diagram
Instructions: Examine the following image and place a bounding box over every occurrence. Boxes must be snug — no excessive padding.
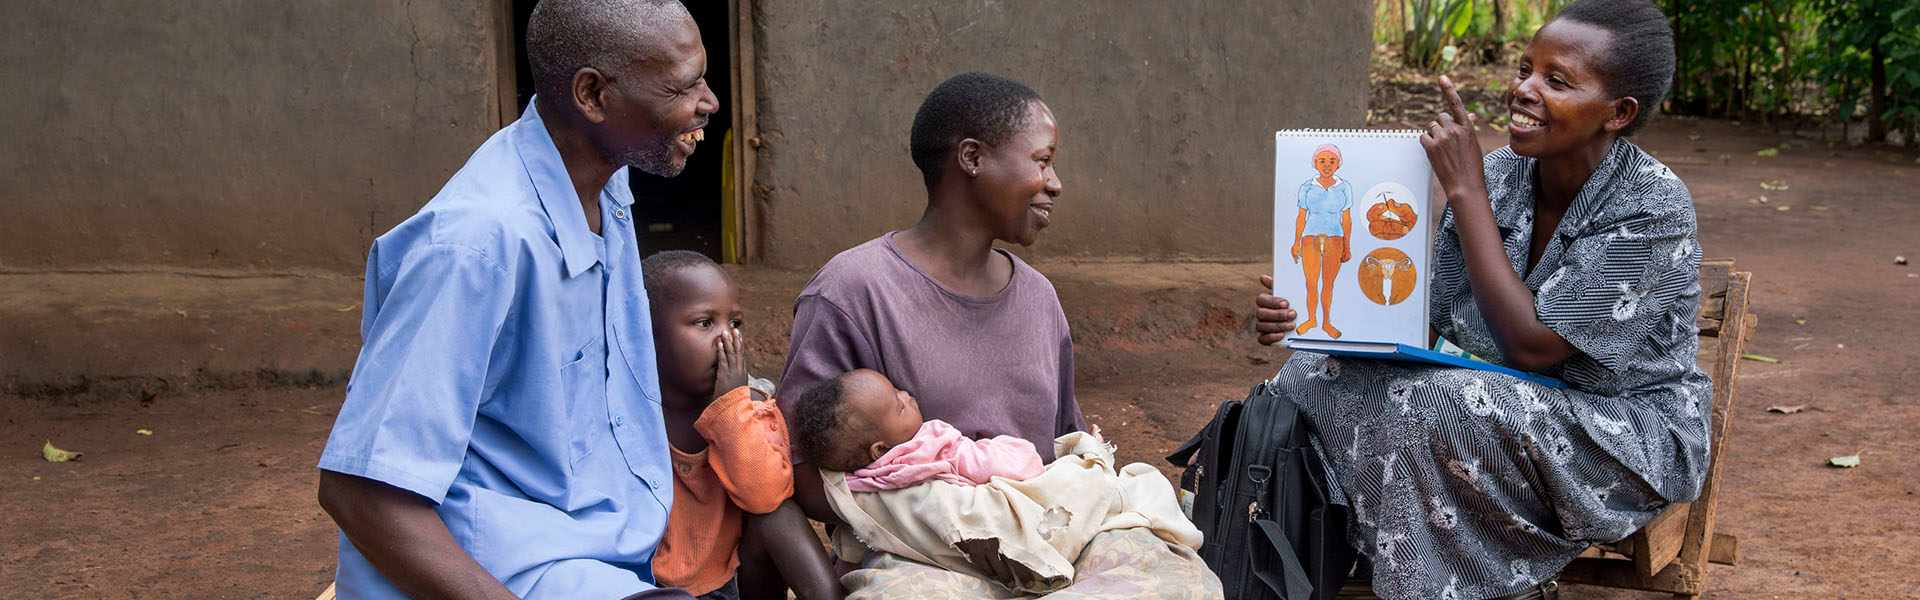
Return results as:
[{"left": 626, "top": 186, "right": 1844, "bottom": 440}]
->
[
  {"left": 1359, "top": 248, "right": 1417, "bottom": 305},
  {"left": 1367, "top": 197, "right": 1419, "bottom": 240}
]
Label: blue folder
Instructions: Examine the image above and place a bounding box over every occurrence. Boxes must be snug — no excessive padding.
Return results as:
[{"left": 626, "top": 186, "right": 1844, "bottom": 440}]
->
[{"left": 1285, "top": 339, "right": 1569, "bottom": 389}]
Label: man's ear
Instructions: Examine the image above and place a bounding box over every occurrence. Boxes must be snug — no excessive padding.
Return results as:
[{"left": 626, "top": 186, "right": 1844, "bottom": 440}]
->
[
  {"left": 956, "top": 138, "right": 985, "bottom": 178},
  {"left": 1603, "top": 96, "right": 1639, "bottom": 134},
  {"left": 571, "top": 67, "right": 612, "bottom": 124}
]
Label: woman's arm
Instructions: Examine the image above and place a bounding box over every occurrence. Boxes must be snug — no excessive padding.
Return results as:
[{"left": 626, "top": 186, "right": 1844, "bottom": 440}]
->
[
  {"left": 1291, "top": 209, "right": 1307, "bottom": 262},
  {"left": 1340, "top": 209, "right": 1352, "bottom": 261},
  {"left": 317, "top": 471, "right": 523, "bottom": 600},
  {"left": 1422, "top": 76, "right": 1577, "bottom": 371}
]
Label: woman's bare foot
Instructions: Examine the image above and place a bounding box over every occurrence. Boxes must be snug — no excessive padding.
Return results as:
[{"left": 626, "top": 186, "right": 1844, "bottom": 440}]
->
[
  {"left": 1323, "top": 323, "right": 1342, "bottom": 339},
  {"left": 1296, "top": 319, "right": 1316, "bottom": 334}
]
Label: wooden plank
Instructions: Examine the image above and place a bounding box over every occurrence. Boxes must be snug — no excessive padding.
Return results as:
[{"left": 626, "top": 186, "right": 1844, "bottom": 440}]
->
[
  {"left": 1696, "top": 291, "right": 1726, "bottom": 321},
  {"left": 1558, "top": 557, "right": 1704, "bottom": 594},
  {"left": 1676, "top": 270, "right": 1752, "bottom": 570},
  {"left": 1695, "top": 336, "right": 1720, "bottom": 370},
  {"left": 1630, "top": 503, "right": 1691, "bottom": 577},
  {"left": 1694, "top": 315, "right": 1723, "bottom": 337},
  {"left": 1709, "top": 533, "right": 1739, "bottom": 565},
  {"left": 727, "top": 0, "right": 761, "bottom": 263},
  {"left": 490, "top": 0, "right": 518, "bottom": 129},
  {"left": 1697, "top": 259, "right": 1735, "bottom": 283}
]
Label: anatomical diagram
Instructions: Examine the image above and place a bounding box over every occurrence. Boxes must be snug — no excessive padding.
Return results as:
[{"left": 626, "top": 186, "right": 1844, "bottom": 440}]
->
[
  {"left": 1366, "top": 194, "right": 1419, "bottom": 241},
  {"left": 1359, "top": 247, "right": 1417, "bottom": 306}
]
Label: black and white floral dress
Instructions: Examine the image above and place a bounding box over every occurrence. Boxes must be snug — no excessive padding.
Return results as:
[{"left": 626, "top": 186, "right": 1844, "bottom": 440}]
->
[{"left": 1272, "top": 139, "right": 1714, "bottom": 600}]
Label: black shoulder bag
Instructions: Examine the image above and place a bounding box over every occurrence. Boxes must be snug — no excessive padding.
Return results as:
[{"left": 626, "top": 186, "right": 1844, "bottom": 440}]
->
[{"left": 1167, "top": 379, "right": 1355, "bottom": 600}]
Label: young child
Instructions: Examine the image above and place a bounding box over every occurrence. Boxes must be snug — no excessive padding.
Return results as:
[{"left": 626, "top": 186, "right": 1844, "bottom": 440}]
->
[
  {"left": 791, "top": 368, "right": 1202, "bottom": 593},
  {"left": 792, "top": 368, "right": 1044, "bottom": 492},
  {"left": 642, "top": 251, "right": 840, "bottom": 600}
]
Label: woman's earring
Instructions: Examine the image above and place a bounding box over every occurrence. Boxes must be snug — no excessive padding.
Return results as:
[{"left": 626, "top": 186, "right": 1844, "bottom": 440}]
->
[{"left": 969, "top": 167, "right": 978, "bottom": 176}]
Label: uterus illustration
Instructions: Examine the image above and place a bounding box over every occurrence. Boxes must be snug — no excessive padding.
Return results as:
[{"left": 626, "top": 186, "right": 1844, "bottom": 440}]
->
[{"left": 1359, "top": 247, "right": 1417, "bottom": 306}]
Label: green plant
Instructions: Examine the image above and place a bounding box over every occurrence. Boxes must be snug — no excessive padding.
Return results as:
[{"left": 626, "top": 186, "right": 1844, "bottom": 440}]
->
[
  {"left": 1403, "top": 0, "right": 1475, "bottom": 72},
  {"left": 1812, "top": 0, "right": 1920, "bottom": 141}
]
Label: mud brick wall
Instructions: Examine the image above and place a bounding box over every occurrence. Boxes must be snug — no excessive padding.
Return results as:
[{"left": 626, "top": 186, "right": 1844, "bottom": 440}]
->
[
  {"left": 0, "top": 1, "right": 504, "bottom": 272},
  {"left": 749, "top": 1, "right": 1370, "bottom": 267}
]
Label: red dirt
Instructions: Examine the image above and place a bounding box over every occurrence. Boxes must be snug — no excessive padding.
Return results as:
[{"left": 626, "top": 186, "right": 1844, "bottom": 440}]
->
[{"left": 3, "top": 118, "right": 1916, "bottom": 598}]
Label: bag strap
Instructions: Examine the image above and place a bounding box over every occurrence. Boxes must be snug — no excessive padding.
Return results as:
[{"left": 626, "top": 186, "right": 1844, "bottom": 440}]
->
[{"left": 1252, "top": 517, "right": 1315, "bottom": 600}]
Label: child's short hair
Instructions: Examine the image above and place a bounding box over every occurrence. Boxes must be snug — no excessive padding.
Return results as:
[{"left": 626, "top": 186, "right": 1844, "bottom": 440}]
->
[
  {"left": 792, "top": 374, "right": 871, "bottom": 472},
  {"left": 640, "top": 249, "right": 718, "bottom": 308}
]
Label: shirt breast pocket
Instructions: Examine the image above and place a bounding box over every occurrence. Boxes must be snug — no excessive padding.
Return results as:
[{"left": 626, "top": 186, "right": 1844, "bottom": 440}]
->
[{"left": 561, "top": 337, "right": 609, "bottom": 467}]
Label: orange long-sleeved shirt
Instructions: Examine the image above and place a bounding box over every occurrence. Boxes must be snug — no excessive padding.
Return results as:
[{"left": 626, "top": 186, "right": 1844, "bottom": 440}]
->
[{"left": 653, "top": 387, "right": 794, "bottom": 595}]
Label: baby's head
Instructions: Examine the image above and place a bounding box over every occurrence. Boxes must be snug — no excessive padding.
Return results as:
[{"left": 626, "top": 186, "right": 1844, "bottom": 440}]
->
[{"left": 793, "top": 369, "right": 924, "bottom": 472}]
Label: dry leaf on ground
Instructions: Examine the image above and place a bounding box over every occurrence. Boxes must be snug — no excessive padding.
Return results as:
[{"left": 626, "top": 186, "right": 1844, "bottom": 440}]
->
[{"left": 42, "top": 441, "right": 82, "bottom": 463}]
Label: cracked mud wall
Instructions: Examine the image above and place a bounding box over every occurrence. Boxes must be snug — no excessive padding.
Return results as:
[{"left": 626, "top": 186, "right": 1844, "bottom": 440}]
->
[
  {"left": 751, "top": 1, "right": 1370, "bottom": 267},
  {"left": 0, "top": 1, "right": 501, "bottom": 272}
]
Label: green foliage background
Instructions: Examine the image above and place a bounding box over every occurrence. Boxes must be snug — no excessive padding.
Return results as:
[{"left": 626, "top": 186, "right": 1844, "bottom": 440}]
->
[{"left": 1374, "top": 0, "right": 1920, "bottom": 142}]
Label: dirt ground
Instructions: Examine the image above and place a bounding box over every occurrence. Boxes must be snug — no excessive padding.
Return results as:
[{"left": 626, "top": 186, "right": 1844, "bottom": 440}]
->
[{"left": 3, "top": 116, "right": 1916, "bottom": 598}]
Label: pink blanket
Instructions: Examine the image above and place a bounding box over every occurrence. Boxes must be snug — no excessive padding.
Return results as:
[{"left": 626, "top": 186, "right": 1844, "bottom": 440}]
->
[{"left": 846, "top": 420, "right": 1044, "bottom": 492}]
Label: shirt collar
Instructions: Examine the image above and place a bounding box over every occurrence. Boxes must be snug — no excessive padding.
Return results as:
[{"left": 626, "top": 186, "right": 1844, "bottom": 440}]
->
[
  {"left": 513, "top": 98, "right": 636, "bottom": 279},
  {"left": 1556, "top": 138, "right": 1632, "bottom": 236},
  {"left": 1492, "top": 138, "right": 1630, "bottom": 234}
]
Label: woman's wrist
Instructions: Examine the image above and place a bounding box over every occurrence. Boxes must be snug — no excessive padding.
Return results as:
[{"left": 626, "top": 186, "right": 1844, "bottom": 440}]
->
[{"left": 1446, "top": 184, "right": 1491, "bottom": 214}]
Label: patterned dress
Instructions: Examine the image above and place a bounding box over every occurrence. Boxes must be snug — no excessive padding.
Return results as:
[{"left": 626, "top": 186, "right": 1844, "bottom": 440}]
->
[{"left": 1273, "top": 139, "right": 1714, "bottom": 600}]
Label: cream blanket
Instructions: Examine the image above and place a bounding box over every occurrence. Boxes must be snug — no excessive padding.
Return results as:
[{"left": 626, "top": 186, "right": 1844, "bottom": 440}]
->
[{"left": 823, "top": 431, "right": 1205, "bottom": 593}]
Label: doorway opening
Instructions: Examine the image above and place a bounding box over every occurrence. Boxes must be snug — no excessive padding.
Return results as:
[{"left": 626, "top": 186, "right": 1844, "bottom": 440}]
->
[{"left": 505, "top": 0, "right": 741, "bottom": 263}]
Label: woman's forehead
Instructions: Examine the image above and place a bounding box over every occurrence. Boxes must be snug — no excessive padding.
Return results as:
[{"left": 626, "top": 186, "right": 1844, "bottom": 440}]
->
[{"left": 1527, "top": 20, "right": 1611, "bottom": 73}]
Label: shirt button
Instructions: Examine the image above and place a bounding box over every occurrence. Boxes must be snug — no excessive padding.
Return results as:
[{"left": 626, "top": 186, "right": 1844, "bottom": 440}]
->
[
  {"left": 613, "top": 208, "right": 627, "bottom": 220},
  {"left": 649, "top": 479, "right": 660, "bottom": 490},
  {"left": 614, "top": 416, "right": 624, "bottom": 426}
]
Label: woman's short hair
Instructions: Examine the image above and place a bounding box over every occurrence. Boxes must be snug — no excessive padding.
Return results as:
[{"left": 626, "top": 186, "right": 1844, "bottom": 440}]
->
[
  {"left": 909, "top": 72, "right": 1043, "bottom": 189},
  {"left": 1552, "top": 0, "right": 1675, "bottom": 136}
]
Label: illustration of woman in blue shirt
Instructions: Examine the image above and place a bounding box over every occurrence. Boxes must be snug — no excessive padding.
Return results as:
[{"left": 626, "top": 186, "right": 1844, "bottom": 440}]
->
[{"left": 1290, "top": 143, "right": 1353, "bottom": 338}]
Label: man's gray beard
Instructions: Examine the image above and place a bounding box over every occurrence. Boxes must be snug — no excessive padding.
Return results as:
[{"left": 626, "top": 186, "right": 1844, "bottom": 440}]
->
[{"left": 619, "top": 139, "right": 685, "bottom": 178}]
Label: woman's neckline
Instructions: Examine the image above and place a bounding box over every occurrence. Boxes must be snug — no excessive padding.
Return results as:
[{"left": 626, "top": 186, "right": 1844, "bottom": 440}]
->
[{"left": 882, "top": 231, "right": 1020, "bottom": 303}]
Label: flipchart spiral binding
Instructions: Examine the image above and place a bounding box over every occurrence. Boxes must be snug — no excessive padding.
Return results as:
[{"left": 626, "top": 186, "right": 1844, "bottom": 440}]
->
[{"left": 1276, "top": 128, "right": 1425, "bottom": 138}]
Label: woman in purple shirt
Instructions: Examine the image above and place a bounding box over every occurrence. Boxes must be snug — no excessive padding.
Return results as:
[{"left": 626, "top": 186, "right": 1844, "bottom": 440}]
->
[{"left": 777, "top": 72, "right": 1085, "bottom": 531}]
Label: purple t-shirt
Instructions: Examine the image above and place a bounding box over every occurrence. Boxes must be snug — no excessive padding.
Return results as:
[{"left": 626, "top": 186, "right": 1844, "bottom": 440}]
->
[{"left": 778, "top": 233, "right": 1086, "bottom": 461}]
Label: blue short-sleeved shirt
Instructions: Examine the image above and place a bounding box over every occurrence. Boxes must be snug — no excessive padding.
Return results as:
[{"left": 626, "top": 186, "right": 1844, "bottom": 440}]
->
[
  {"left": 1296, "top": 177, "right": 1353, "bottom": 237},
  {"left": 318, "top": 100, "right": 671, "bottom": 600}
]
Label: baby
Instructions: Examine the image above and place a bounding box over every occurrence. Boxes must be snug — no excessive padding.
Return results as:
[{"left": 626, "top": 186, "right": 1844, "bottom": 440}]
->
[
  {"left": 792, "top": 369, "right": 1044, "bottom": 492},
  {"left": 791, "top": 369, "right": 1202, "bottom": 593}
]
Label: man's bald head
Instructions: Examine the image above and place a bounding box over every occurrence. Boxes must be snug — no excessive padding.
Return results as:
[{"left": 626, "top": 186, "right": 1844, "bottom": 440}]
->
[{"left": 526, "top": 0, "right": 691, "bottom": 111}]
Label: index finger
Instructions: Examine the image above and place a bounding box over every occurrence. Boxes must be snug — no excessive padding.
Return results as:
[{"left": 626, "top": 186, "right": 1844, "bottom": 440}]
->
[{"left": 1439, "top": 75, "right": 1471, "bottom": 125}]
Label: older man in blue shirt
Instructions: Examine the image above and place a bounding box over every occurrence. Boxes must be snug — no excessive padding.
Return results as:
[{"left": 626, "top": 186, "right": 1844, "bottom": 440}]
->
[{"left": 315, "top": 1, "right": 717, "bottom": 598}]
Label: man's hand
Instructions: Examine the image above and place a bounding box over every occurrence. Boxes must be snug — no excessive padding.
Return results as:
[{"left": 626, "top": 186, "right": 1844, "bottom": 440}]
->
[
  {"left": 713, "top": 328, "right": 749, "bottom": 401},
  {"left": 1255, "top": 275, "right": 1299, "bottom": 346}
]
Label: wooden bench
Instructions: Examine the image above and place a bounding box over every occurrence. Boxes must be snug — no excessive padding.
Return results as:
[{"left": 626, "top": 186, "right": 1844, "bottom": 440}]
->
[{"left": 1556, "top": 258, "right": 1755, "bottom": 599}]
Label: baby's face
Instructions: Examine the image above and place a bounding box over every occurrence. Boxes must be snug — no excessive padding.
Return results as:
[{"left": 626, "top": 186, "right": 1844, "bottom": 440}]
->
[{"left": 844, "top": 369, "right": 923, "bottom": 461}]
